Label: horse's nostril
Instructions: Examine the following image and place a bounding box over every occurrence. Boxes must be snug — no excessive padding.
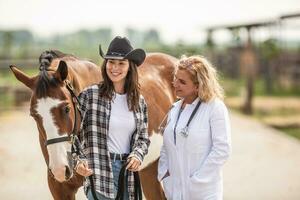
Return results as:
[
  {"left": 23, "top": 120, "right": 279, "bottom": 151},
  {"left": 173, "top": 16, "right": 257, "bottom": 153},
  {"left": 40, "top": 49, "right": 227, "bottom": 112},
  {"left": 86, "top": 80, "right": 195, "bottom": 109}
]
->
[{"left": 65, "top": 166, "right": 72, "bottom": 180}]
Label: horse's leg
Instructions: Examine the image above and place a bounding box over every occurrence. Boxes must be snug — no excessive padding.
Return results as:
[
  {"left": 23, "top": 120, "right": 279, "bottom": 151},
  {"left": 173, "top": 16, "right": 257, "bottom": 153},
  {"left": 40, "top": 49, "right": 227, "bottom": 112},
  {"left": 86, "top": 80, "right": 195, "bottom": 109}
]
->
[
  {"left": 48, "top": 173, "right": 77, "bottom": 200},
  {"left": 139, "top": 159, "right": 166, "bottom": 200}
]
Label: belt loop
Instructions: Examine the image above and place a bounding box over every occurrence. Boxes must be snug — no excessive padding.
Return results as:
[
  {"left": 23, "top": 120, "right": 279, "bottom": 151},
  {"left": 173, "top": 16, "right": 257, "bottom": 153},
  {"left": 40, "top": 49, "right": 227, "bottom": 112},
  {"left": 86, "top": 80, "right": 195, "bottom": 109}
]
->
[
  {"left": 120, "top": 154, "right": 122, "bottom": 161},
  {"left": 113, "top": 153, "right": 116, "bottom": 162}
]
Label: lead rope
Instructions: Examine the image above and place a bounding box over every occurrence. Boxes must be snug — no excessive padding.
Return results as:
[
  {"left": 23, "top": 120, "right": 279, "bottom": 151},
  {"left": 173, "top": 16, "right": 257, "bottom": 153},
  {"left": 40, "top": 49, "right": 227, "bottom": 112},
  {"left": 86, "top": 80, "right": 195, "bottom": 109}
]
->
[{"left": 116, "top": 164, "right": 142, "bottom": 200}]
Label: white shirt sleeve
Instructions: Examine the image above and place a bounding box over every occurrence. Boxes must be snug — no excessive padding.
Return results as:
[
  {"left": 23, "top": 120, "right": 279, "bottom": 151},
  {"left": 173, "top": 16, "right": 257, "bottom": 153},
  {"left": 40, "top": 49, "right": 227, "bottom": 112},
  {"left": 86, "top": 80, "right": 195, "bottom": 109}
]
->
[{"left": 191, "top": 100, "right": 232, "bottom": 183}]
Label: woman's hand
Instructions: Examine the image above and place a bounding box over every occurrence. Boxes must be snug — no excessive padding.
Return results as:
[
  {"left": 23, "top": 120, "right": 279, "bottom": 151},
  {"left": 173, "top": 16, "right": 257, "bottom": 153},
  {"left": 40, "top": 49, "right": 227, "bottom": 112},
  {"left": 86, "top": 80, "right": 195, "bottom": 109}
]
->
[
  {"left": 126, "top": 156, "right": 141, "bottom": 172},
  {"left": 75, "top": 160, "right": 93, "bottom": 177}
]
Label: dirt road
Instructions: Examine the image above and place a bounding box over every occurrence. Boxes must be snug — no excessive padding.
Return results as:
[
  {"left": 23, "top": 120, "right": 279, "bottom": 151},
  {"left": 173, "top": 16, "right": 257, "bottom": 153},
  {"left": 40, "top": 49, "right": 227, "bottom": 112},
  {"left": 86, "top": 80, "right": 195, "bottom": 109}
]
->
[
  {"left": 0, "top": 109, "right": 86, "bottom": 200},
  {"left": 0, "top": 108, "right": 299, "bottom": 200}
]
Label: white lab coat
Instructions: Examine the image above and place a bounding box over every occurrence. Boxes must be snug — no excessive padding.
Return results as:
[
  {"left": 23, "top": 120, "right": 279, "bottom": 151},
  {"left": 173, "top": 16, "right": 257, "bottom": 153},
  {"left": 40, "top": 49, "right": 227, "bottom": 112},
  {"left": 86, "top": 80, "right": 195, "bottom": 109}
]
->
[{"left": 158, "top": 98, "right": 231, "bottom": 200}]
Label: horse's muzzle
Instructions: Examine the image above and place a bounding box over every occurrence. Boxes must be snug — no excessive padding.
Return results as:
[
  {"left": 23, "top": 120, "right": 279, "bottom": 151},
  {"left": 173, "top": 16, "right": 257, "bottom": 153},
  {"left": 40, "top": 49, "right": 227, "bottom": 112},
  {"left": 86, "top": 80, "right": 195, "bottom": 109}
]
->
[{"left": 65, "top": 165, "right": 73, "bottom": 180}]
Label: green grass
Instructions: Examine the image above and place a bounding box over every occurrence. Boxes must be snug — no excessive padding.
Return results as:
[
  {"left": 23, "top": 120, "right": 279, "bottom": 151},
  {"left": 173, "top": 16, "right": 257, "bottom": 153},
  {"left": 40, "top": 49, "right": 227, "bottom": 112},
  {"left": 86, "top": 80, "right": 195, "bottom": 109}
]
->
[
  {"left": 254, "top": 108, "right": 300, "bottom": 118},
  {"left": 226, "top": 97, "right": 300, "bottom": 141},
  {"left": 0, "top": 68, "right": 37, "bottom": 111},
  {"left": 253, "top": 78, "right": 300, "bottom": 97},
  {"left": 236, "top": 108, "right": 300, "bottom": 141},
  {"left": 220, "top": 77, "right": 244, "bottom": 97},
  {"left": 0, "top": 68, "right": 38, "bottom": 86},
  {"left": 0, "top": 92, "right": 14, "bottom": 111},
  {"left": 278, "top": 128, "right": 300, "bottom": 140},
  {"left": 221, "top": 76, "right": 300, "bottom": 97}
]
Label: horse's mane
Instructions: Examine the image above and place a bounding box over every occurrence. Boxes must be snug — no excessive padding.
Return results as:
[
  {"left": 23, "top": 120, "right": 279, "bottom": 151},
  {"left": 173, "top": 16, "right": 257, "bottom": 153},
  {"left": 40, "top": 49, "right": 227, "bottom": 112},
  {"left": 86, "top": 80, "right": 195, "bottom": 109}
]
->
[{"left": 36, "top": 50, "right": 75, "bottom": 98}]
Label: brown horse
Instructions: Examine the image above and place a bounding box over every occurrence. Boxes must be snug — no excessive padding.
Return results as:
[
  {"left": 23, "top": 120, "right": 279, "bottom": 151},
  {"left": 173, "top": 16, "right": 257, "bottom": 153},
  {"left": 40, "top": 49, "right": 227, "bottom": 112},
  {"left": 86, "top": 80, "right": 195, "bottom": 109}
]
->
[{"left": 10, "top": 50, "right": 177, "bottom": 200}]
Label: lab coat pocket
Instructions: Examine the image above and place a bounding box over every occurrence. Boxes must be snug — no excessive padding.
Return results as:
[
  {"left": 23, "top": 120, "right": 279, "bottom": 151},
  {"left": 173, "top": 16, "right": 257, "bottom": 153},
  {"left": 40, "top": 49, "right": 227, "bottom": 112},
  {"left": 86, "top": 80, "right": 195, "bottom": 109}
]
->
[
  {"left": 189, "top": 176, "right": 220, "bottom": 200},
  {"left": 188, "top": 177, "right": 203, "bottom": 200},
  {"left": 187, "top": 128, "right": 209, "bottom": 153},
  {"left": 162, "top": 176, "right": 173, "bottom": 200}
]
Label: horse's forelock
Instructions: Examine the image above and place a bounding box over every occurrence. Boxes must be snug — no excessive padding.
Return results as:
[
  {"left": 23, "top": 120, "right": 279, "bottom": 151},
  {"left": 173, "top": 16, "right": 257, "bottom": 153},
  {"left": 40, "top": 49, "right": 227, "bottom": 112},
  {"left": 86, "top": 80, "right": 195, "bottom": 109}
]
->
[
  {"left": 35, "top": 50, "right": 74, "bottom": 98},
  {"left": 35, "top": 70, "right": 60, "bottom": 98},
  {"left": 39, "top": 50, "right": 74, "bottom": 70}
]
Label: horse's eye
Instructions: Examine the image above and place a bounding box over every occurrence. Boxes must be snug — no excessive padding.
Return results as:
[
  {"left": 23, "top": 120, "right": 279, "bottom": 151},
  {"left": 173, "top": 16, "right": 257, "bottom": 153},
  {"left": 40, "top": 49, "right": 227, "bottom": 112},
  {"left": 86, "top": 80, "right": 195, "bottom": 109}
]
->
[{"left": 65, "top": 106, "right": 70, "bottom": 114}]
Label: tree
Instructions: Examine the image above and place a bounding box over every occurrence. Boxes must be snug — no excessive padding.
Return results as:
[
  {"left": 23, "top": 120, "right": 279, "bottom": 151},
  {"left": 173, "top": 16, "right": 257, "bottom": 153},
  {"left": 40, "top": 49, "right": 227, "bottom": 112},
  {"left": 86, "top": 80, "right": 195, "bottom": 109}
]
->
[
  {"left": 143, "top": 29, "right": 161, "bottom": 48},
  {"left": 260, "top": 38, "right": 280, "bottom": 93},
  {"left": 2, "top": 31, "right": 13, "bottom": 59}
]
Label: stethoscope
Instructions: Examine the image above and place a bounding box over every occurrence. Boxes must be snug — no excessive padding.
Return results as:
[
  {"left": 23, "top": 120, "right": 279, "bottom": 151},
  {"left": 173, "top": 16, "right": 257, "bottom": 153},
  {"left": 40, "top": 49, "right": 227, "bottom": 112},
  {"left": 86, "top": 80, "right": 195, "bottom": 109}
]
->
[{"left": 158, "top": 100, "right": 201, "bottom": 144}]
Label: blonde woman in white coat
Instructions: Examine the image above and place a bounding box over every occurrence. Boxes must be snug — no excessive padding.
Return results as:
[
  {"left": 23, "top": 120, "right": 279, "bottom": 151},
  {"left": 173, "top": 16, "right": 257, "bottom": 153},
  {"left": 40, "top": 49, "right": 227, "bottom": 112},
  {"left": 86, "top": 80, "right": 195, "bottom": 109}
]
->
[{"left": 158, "top": 55, "right": 231, "bottom": 200}]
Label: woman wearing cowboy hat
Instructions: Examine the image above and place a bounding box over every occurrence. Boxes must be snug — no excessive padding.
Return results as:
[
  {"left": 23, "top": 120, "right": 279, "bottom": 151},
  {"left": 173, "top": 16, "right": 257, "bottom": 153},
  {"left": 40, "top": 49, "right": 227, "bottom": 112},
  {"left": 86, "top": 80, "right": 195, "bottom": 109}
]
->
[{"left": 76, "top": 36, "right": 150, "bottom": 200}]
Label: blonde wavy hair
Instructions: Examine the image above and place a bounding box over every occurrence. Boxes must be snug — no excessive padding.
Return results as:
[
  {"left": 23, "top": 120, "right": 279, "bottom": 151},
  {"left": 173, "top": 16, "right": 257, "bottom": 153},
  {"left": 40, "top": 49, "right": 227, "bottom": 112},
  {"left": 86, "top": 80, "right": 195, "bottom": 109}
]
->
[{"left": 177, "top": 55, "right": 224, "bottom": 102}]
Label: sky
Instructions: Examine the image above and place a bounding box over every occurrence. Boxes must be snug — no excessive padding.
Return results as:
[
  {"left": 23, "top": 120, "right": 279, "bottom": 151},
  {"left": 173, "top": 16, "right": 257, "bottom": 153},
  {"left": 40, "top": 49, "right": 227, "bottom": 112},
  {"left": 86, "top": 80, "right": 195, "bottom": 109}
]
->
[{"left": 0, "top": 0, "right": 299, "bottom": 43}]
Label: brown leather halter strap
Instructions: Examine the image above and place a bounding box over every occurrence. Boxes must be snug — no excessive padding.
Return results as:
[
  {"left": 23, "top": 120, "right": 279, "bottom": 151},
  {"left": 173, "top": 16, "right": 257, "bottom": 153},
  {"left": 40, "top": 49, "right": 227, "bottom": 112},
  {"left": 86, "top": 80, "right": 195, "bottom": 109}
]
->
[
  {"left": 45, "top": 136, "right": 72, "bottom": 146},
  {"left": 44, "top": 80, "right": 81, "bottom": 147}
]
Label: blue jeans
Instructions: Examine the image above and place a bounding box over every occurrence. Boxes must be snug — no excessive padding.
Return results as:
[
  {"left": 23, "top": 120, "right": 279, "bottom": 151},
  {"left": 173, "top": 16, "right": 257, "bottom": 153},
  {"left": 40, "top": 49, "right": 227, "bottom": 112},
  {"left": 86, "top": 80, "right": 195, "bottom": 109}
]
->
[{"left": 87, "top": 160, "right": 129, "bottom": 200}]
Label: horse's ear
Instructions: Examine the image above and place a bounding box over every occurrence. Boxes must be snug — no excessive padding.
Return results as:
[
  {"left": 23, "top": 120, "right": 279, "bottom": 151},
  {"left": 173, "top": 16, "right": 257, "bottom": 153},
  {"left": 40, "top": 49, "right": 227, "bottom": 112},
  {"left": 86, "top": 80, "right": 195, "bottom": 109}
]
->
[
  {"left": 56, "top": 60, "right": 68, "bottom": 82},
  {"left": 9, "top": 65, "right": 35, "bottom": 90}
]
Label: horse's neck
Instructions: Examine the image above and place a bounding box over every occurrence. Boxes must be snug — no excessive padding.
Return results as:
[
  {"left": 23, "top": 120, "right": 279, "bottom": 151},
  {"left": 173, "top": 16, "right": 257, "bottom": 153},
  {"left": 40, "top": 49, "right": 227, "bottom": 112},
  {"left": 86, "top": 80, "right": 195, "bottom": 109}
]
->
[{"left": 66, "top": 61, "right": 102, "bottom": 94}]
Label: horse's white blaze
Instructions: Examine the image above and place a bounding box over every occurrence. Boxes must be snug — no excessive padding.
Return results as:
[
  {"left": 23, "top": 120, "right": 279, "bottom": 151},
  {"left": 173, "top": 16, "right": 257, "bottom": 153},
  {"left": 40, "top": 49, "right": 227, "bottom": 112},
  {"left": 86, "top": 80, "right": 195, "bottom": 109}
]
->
[
  {"left": 140, "top": 133, "right": 163, "bottom": 170},
  {"left": 36, "top": 97, "right": 71, "bottom": 181}
]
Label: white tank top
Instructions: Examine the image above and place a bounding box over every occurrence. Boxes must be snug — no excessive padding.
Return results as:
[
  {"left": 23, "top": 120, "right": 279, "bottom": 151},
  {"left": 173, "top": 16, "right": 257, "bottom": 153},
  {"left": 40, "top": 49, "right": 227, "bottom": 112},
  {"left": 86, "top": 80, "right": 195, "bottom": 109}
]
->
[{"left": 108, "top": 93, "right": 136, "bottom": 154}]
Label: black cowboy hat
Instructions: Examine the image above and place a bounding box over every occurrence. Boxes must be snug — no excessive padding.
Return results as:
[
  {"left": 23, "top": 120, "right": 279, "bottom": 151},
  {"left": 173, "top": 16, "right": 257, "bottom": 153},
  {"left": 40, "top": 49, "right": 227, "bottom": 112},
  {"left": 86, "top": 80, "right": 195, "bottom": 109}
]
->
[{"left": 99, "top": 36, "right": 146, "bottom": 66}]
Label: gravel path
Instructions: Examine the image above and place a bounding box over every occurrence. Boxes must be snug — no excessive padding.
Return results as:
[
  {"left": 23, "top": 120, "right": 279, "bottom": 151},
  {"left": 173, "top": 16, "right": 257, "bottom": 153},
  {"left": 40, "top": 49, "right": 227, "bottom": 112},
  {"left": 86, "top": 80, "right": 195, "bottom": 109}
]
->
[
  {"left": 0, "top": 109, "right": 86, "bottom": 200},
  {"left": 223, "top": 113, "right": 300, "bottom": 200}
]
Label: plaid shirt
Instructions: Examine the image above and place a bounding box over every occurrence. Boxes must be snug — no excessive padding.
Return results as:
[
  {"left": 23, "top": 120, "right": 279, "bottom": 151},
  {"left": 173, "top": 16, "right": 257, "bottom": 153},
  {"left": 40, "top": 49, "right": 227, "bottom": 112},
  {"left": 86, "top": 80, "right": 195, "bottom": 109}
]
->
[{"left": 78, "top": 84, "right": 150, "bottom": 200}]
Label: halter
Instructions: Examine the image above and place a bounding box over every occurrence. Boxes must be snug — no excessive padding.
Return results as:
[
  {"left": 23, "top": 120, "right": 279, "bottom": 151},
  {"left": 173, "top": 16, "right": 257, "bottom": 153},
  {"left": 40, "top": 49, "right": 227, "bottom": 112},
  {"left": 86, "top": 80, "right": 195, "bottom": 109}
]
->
[
  {"left": 39, "top": 78, "right": 100, "bottom": 200},
  {"left": 44, "top": 80, "right": 85, "bottom": 162}
]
